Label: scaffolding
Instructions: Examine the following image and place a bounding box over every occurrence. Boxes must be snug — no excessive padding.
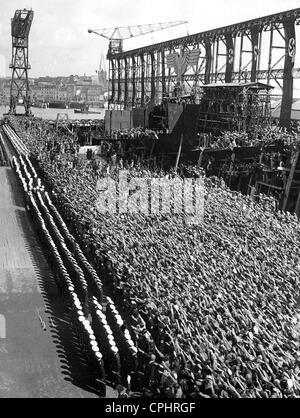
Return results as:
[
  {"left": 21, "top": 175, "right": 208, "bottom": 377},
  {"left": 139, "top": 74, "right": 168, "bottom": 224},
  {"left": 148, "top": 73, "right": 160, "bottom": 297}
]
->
[
  {"left": 109, "top": 8, "right": 300, "bottom": 127},
  {"left": 196, "top": 82, "right": 273, "bottom": 136}
]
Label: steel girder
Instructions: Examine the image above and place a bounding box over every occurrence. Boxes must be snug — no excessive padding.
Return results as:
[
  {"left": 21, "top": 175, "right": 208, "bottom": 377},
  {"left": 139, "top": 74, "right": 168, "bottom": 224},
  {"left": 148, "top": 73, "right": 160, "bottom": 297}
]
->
[
  {"left": 108, "top": 7, "right": 300, "bottom": 128},
  {"left": 109, "top": 69, "right": 300, "bottom": 95},
  {"left": 109, "top": 8, "right": 300, "bottom": 59}
]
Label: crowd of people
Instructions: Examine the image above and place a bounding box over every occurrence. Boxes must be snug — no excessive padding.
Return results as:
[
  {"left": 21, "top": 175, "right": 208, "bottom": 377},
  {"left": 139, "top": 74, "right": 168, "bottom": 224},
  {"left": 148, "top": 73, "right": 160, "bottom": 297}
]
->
[
  {"left": 110, "top": 127, "right": 159, "bottom": 142},
  {"left": 6, "top": 115, "right": 300, "bottom": 398},
  {"left": 204, "top": 126, "right": 300, "bottom": 151}
]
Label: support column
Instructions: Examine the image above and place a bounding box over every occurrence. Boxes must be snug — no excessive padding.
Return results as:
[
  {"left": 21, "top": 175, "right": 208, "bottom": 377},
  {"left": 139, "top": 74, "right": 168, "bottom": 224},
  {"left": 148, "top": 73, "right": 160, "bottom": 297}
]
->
[
  {"left": 117, "top": 59, "right": 122, "bottom": 105},
  {"left": 225, "top": 34, "right": 234, "bottom": 83},
  {"left": 150, "top": 52, "right": 156, "bottom": 104},
  {"left": 155, "top": 51, "right": 161, "bottom": 103},
  {"left": 204, "top": 41, "right": 212, "bottom": 84},
  {"left": 238, "top": 34, "right": 244, "bottom": 82},
  {"left": 132, "top": 56, "right": 136, "bottom": 108},
  {"left": 140, "top": 54, "right": 145, "bottom": 107},
  {"left": 161, "top": 49, "right": 166, "bottom": 99},
  {"left": 250, "top": 26, "right": 260, "bottom": 82},
  {"left": 109, "top": 59, "right": 115, "bottom": 106},
  {"left": 267, "top": 27, "right": 274, "bottom": 85},
  {"left": 214, "top": 39, "right": 219, "bottom": 82},
  {"left": 124, "top": 58, "right": 129, "bottom": 109},
  {"left": 280, "top": 18, "right": 296, "bottom": 128}
]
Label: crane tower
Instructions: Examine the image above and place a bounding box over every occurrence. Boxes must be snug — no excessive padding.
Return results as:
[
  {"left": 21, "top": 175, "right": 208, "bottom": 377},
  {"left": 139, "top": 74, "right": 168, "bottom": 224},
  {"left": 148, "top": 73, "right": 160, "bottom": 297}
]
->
[
  {"left": 88, "top": 21, "right": 187, "bottom": 108},
  {"left": 9, "top": 9, "right": 34, "bottom": 116},
  {"left": 88, "top": 21, "right": 187, "bottom": 56}
]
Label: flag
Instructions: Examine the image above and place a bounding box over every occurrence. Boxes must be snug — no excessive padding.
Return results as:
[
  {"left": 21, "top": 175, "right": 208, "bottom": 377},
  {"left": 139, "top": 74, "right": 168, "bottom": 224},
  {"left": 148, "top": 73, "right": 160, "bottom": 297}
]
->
[
  {"left": 174, "top": 52, "right": 189, "bottom": 79},
  {"left": 166, "top": 52, "right": 177, "bottom": 68},
  {"left": 166, "top": 49, "right": 200, "bottom": 78},
  {"left": 187, "top": 49, "right": 201, "bottom": 67}
]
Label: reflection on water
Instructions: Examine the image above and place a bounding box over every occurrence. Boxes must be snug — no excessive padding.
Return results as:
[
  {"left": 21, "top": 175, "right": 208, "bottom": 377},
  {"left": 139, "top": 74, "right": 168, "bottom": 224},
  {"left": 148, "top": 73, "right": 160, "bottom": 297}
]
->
[{"left": 0, "top": 105, "right": 105, "bottom": 121}]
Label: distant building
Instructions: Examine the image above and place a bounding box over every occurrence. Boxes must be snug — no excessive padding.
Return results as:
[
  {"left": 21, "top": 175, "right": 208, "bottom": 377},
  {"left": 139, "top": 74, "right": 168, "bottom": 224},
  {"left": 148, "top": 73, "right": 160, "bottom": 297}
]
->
[
  {"left": 98, "top": 52, "right": 108, "bottom": 92},
  {"left": 91, "top": 75, "right": 99, "bottom": 85},
  {"left": 0, "top": 71, "right": 108, "bottom": 105},
  {"left": 57, "top": 88, "right": 68, "bottom": 101},
  {"left": 87, "top": 85, "right": 103, "bottom": 103},
  {"left": 0, "top": 79, "right": 11, "bottom": 104},
  {"left": 31, "top": 82, "right": 57, "bottom": 102}
]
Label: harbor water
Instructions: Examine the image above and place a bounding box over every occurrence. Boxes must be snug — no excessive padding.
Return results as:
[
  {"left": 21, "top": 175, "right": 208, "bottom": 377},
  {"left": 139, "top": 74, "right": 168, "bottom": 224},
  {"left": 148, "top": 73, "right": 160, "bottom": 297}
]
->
[{"left": 0, "top": 105, "right": 105, "bottom": 121}]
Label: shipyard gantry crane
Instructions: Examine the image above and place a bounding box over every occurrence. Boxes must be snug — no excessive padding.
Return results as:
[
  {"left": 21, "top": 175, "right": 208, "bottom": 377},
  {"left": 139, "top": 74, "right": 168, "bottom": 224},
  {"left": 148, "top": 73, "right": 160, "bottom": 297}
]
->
[
  {"left": 88, "top": 21, "right": 188, "bottom": 56},
  {"left": 9, "top": 9, "right": 34, "bottom": 116},
  {"left": 88, "top": 21, "right": 187, "bottom": 108}
]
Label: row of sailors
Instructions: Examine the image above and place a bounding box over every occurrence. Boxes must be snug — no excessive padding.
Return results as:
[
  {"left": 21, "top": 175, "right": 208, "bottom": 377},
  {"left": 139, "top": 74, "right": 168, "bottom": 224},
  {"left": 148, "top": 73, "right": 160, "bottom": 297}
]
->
[
  {"left": 13, "top": 157, "right": 107, "bottom": 394},
  {"left": 2, "top": 123, "right": 29, "bottom": 155},
  {"left": 0, "top": 132, "right": 9, "bottom": 165},
  {"left": 30, "top": 194, "right": 107, "bottom": 390},
  {"left": 35, "top": 190, "right": 90, "bottom": 312},
  {"left": 12, "top": 153, "right": 132, "bottom": 392},
  {"left": 43, "top": 191, "right": 104, "bottom": 305},
  {"left": 13, "top": 149, "right": 179, "bottom": 395}
]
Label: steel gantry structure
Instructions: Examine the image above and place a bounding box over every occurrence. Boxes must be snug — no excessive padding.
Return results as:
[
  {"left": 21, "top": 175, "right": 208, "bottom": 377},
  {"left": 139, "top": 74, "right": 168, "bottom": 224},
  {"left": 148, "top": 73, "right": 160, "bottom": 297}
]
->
[
  {"left": 9, "top": 9, "right": 34, "bottom": 116},
  {"left": 107, "top": 8, "right": 300, "bottom": 127}
]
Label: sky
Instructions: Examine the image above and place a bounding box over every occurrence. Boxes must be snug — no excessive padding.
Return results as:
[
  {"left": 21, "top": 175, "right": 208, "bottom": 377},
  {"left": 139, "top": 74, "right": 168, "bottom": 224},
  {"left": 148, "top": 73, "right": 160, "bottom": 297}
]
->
[{"left": 0, "top": 0, "right": 300, "bottom": 78}]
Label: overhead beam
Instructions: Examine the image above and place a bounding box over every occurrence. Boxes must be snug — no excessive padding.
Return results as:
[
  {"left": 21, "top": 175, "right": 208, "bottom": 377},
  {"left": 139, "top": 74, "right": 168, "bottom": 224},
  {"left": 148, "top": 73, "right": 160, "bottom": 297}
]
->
[
  {"left": 110, "top": 8, "right": 300, "bottom": 59},
  {"left": 107, "top": 7, "right": 300, "bottom": 124}
]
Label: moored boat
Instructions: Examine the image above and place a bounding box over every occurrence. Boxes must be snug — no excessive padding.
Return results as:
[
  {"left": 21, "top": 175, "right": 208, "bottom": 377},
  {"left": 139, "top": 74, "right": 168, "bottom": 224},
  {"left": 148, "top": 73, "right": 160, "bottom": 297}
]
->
[{"left": 48, "top": 101, "right": 68, "bottom": 109}]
